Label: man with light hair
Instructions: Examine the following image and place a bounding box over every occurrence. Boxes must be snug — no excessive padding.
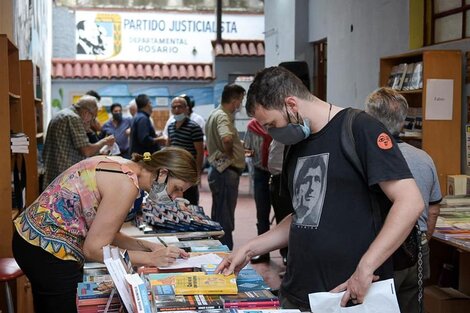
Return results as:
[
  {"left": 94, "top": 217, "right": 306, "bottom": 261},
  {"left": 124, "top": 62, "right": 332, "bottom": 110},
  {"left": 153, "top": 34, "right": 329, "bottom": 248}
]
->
[
  {"left": 43, "top": 95, "right": 115, "bottom": 188},
  {"left": 128, "top": 99, "right": 138, "bottom": 118},
  {"left": 365, "top": 87, "right": 441, "bottom": 313}
]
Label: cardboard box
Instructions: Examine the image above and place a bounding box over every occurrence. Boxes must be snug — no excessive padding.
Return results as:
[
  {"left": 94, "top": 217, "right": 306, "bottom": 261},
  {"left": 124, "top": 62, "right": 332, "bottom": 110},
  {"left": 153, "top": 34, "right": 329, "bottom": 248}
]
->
[
  {"left": 424, "top": 286, "right": 470, "bottom": 313},
  {"left": 447, "top": 175, "right": 468, "bottom": 196}
]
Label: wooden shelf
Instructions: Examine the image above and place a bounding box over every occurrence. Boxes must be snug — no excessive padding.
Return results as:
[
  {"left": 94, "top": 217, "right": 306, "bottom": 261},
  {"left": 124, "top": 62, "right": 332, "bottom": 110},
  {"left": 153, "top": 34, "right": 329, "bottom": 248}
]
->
[
  {"left": 9, "top": 92, "right": 20, "bottom": 99},
  {"left": 398, "top": 89, "right": 422, "bottom": 94},
  {"left": 380, "top": 50, "right": 462, "bottom": 196},
  {"left": 34, "top": 97, "right": 42, "bottom": 103},
  {"left": 36, "top": 132, "right": 43, "bottom": 139}
]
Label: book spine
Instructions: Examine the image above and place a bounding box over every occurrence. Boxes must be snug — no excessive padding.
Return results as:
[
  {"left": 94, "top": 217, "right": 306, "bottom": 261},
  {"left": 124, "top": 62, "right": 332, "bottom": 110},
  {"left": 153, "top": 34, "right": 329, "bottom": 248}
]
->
[
  {"left": 223, "top": 300, "right": 280, "bottom": 308},
  {"left": 137, "top": 281, "right": 152, "bottom": 313}
]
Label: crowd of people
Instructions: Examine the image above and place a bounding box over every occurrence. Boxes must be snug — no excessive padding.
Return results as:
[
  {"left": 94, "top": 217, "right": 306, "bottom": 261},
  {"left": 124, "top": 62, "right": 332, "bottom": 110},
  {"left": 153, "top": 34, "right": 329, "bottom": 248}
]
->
[{"left": 13, "top": 66, "right": 441, "bottom": 313}]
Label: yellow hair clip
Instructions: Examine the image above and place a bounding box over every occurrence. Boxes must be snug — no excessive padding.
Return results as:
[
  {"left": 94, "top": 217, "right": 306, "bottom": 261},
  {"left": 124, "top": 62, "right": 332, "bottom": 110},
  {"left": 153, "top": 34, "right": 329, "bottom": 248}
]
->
[{"left": 143, "top": 152, "right": 151, "bottom": 161}]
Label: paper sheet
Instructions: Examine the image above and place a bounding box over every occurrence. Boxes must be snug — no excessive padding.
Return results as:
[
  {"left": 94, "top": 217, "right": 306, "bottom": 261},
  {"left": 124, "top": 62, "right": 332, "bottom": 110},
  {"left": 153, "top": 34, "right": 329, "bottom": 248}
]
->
[
  {"left": 309, "top": 279, "right": 400, "bottom": 313},
  {"left": 158, "top": 253, "right": 224, "bottom": 270},
  {"left": 425, "top": 79, "right": 453, "bottom": 120}
]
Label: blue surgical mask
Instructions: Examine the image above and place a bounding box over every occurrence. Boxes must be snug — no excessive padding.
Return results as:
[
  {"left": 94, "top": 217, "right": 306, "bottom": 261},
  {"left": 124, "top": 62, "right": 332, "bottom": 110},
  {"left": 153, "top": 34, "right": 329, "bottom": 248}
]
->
[
  {"left": 267, "top": 115, "right": 311, "bottom": 146},
  {"left": 174, "top": 113, "right": 186, "bottom": 122}
]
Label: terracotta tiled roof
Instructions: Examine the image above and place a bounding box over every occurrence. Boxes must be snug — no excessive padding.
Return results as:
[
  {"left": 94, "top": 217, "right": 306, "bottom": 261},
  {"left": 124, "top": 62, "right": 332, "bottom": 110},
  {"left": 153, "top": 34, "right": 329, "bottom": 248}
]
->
[
  {"left": 52, "top": 59, "right": 213, "bottom": 80},
  {"left": 212, "top": 40, "right": 264, "bottom": 57}
]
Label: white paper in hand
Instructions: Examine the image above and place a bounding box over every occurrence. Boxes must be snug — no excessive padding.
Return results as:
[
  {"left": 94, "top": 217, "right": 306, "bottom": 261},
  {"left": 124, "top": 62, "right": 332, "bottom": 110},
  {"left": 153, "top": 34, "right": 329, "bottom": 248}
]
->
[{"left": 309, "top": 279, "right": 400, "bottom": 313}]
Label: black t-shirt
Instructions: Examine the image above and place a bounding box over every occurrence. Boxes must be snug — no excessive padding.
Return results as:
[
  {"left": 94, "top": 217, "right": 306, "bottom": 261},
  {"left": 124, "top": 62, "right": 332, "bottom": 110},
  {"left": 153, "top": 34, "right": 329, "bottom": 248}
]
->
[{"left": 280, "top": 108, "right": 412, "bottom": 308}]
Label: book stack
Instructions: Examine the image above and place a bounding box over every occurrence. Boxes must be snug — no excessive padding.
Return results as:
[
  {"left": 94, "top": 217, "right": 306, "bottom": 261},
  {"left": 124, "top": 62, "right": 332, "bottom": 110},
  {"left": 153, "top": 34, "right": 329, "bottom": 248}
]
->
[
  {"left": 141, "top": 200, "right": 223, "bottom": 233},
  {"left": 103, "top": 245, "right": 152, "bottom": 313},
  {"left": 401, "top": 107, "right": 422, "bottom": 139},
  {"left": 76, "top": 264, "right": 120, "bottom": 313},
  {"left": 386, "top": 62, "right": 423, "bottom": 91},
  {"left": 11, "top": 132, "right": 29, "bottom": 154}
]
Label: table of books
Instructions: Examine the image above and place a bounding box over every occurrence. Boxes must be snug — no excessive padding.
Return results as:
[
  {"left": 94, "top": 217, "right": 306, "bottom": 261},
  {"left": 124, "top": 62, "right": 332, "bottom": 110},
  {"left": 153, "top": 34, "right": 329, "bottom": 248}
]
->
[
  {"left": 76, "top": 238, "right": 285, "bottom": 313},
  {"left": 428, "top": 196, "right": 470, "bottom": 297}
]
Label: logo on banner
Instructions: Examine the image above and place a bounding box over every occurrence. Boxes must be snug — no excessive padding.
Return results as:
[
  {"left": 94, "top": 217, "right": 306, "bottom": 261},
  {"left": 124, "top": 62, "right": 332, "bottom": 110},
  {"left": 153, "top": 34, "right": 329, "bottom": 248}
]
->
[{"left": 76, "top": 13, "right": 121, "bottom": 60}]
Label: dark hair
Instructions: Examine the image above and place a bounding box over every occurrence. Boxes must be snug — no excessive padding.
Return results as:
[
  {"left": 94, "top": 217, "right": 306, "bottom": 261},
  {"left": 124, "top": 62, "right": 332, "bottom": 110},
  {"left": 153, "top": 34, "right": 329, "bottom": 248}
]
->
[
  {"left": 135, "top": 94, "right": 150, "bottom": 110},
  {"left": 179, "top": 94, "right": 193, "bottom": 108},
  {"left": 295, "top": 156, "right": 326, "bottom": 195},
  {"left": 110, "top": 103, "right": 122, "bottom": 112},
  {"left": 77, "top": 20, "right": 85, "bottom": 31},
  {"left": 85, "top": 90, "right": 101, "bottom": 102},
  {"left": 245, "top": 67, "right": 314, "bottom": 117},
  {"left": 221, "top": 84, "right": 245, "bottom": 105}
]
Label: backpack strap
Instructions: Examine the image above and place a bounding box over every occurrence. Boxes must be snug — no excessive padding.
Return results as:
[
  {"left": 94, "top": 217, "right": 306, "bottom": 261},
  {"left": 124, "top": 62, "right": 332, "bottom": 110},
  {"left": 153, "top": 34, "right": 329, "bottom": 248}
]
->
[{"left": 340, "top": 108, "right": 383, "bottom": 235}]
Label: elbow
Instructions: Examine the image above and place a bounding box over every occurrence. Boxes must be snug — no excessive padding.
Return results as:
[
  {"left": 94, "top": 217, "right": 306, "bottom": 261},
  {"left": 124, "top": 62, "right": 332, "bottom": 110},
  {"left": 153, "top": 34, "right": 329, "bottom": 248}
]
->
[{"left": 82, "top": 244, "right": 95, "bottom": 261}]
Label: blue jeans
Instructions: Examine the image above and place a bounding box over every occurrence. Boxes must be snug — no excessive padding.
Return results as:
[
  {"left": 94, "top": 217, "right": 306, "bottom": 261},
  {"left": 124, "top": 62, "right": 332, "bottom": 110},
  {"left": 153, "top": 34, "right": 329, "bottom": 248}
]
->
[
  {"left": 253, "top": 167, "right": 271, "bottom": 235},
  {"left": 208, "top": 166, "right": 241, "bottom": 250}
]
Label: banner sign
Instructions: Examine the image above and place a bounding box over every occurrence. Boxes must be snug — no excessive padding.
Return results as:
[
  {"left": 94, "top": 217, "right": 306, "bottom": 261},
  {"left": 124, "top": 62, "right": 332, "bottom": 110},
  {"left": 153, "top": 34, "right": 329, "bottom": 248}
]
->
[{"left": 75, "top": 11, "right": 264, "bottom": 63}]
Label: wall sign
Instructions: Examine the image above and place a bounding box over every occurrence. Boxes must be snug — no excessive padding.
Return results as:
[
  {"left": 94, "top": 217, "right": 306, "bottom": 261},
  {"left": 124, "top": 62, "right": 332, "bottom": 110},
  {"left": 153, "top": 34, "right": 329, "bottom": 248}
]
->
[{"left": 75, "top": 11, "right": 264, "bottom": 63}]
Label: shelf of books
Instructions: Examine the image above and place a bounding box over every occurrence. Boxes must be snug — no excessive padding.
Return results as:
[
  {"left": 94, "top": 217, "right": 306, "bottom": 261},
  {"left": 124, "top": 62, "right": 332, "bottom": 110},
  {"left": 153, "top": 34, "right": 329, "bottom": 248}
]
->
[{"left": 380, "top": 50, "right": 462, "bottom": 196}]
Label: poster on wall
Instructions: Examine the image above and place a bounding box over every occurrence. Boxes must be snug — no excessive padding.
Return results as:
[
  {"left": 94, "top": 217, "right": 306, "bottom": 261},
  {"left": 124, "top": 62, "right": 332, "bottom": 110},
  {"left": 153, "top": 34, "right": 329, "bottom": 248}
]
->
[
  {"left": 425, "top": 79, "right": 453, "bottom": 120},
  {"left": 75, "top": 11, "right": 264, "bottom": 63}
]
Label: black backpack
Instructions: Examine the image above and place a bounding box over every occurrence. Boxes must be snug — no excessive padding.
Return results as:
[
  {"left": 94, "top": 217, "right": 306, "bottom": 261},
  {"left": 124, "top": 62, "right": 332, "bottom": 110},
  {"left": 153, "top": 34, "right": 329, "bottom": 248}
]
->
[{"left": 340, "top": 108, "right": 419, "bottom": 270}]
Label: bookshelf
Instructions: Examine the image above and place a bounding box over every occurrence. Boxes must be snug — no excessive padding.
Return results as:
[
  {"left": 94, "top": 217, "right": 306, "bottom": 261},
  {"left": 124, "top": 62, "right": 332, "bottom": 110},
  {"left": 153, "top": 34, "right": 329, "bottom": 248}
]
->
[
  {"left": 0, "top": 34, "right": 20, "bottom": 258},
  {"left": 380, "top": 50, "right": 462, "bottom": 196},
  {"left": 20, "top": 60, "right": 41, "bottom": 206}
]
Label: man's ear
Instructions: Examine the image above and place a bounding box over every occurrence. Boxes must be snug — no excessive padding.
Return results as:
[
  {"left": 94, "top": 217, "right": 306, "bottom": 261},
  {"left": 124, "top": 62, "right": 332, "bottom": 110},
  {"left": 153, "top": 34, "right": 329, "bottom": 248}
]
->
[{"left": 284, "top": 96, "right": 298, "bottom": 113}]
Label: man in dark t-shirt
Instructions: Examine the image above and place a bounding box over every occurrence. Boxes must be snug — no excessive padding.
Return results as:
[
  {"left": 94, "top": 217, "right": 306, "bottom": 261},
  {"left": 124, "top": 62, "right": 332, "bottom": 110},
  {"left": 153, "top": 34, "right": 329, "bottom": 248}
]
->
[{"left": 215, "top": 67, "right": 424, "bottom": 311}]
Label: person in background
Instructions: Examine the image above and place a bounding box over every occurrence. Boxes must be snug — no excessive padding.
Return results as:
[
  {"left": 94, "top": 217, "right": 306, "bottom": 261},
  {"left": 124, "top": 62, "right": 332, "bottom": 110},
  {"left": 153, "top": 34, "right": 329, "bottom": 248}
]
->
[
  {"left": 84, "top": 90, "right": 103, "bottom": 143},
  {"left": 13, "top": 147, "right": 197, "bottom": 313},
  {"left": 163, "top": 94, "right": 206, "bottom": 138},
  {"left": 167, "top": 96, "right": 204, "bottom": 205},
  {"left": 365, "top": 87, "right": 442, "bottom": 313},
  {"left": 101, "top": 103, "right": 132, "bottom": 158},
  {"left": 267, "top": 140, "right": 290, "bottom": 268},
  {"left": 127, "top": 99, "right": 138, "bottom": 118},
  {"left": 244, "top": 118, "right": 272, "bottom": 263},
  {"left": 129, "top": 94, "right": 165, "bottom": 155},
  {"left": 42, "top": 95, "right": 115, "bottom": 188},
  {"left": 205, "top": 84, "right": 246, "bottom": 250},
  {"left": 216, "top": 67, "right": 423, "bottom": 311}
]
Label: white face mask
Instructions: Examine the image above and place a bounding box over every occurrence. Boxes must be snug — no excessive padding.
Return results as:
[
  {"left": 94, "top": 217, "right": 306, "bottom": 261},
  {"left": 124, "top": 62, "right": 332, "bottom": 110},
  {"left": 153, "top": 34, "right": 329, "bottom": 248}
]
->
[{"left": 147, "top": 172, "right": 173, "bottom": 204}]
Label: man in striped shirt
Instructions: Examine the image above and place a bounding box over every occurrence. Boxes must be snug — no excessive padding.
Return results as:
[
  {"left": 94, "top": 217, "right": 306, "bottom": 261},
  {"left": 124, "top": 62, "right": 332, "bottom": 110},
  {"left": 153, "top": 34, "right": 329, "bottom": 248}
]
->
[{"left": 167, "top": 96, "right": 204, "bottom": 205}]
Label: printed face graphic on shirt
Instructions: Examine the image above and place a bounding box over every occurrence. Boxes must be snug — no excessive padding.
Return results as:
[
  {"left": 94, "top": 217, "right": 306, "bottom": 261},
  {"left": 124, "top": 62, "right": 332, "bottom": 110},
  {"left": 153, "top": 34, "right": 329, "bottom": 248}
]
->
[{"left": 292, "top": 153, "right": 329, "bottom": 227}]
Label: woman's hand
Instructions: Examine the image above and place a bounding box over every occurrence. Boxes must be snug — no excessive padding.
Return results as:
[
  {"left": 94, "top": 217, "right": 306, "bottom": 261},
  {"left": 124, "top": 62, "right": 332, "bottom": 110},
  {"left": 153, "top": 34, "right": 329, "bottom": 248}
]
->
[{"left": 149, "top": 245, "right": 189, "bottom": 267}]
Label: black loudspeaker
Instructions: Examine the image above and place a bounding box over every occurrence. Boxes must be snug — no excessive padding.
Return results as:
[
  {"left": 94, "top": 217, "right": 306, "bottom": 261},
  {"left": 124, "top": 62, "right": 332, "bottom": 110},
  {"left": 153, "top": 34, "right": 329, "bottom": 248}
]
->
[{"left": 279, "top": 61, "right": 310, "bottom": 91}]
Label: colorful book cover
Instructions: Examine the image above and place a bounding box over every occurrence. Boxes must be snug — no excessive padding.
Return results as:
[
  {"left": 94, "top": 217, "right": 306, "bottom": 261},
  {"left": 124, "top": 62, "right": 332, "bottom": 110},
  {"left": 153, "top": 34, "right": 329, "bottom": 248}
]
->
[
  {"left": 174, "top": 274, "right": 238, "bottom": 295},
  {"left": 152, "top": 290, "right": 224, "bottom": 312},
  {"left": 76, "top": 281, "right": 115, "bottom": 300}
]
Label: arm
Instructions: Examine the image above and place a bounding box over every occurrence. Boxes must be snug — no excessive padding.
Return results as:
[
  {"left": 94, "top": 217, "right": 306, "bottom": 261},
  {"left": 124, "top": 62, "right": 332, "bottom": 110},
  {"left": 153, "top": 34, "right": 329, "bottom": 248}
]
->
[
  {"left": 333, "top": 178, "right": 424, "bottom": 306},
  {"left": 222, "top": 135, "right": 234, "bottom": 157},
  {"left": 83, "top": 167, "right": 187, "bottom": 267},
  {"left": 80, "top": 136, "right": 115, "bottom": 157},
  {"left": 194, "top": 141, "right": 204, "bottom": 174},
  {"left": 427, "top": 203, "right": 441, "bottom": 239},
  {"left": 216, "top": 214, "right": 292, "bottom": 275}
]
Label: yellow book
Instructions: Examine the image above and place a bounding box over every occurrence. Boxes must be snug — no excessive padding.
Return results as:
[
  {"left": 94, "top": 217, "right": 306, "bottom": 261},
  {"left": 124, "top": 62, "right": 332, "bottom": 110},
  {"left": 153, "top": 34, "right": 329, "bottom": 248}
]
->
[{"left": 174, "top": 274, "right": 238, "bottom": 295}]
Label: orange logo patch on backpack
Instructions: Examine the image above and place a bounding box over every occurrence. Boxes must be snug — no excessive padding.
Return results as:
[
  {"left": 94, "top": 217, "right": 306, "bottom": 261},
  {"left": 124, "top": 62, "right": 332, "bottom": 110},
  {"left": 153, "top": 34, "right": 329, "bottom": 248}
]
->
[{"left": 377, "top": 133, "right": 393, "bottom": 150}]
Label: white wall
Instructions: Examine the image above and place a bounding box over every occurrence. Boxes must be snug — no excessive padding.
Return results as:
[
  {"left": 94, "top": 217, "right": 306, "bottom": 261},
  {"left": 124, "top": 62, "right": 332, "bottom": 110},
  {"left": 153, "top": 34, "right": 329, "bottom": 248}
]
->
[
  {"left": 308, "top": 0, "right": 409, "bottom": 107},
  {"left": 264, "top": 0, "right": 296, "bottom": 66}
]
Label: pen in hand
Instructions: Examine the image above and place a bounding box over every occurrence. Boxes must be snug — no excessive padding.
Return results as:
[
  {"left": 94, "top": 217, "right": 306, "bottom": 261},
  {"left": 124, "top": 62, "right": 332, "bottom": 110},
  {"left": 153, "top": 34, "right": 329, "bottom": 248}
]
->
[{"left": 157, "top": 236, "right": 168, "bottom": 247}]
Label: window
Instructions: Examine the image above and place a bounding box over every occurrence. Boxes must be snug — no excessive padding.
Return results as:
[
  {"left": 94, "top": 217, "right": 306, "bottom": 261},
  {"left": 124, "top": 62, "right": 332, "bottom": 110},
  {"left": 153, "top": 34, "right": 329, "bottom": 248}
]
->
[{"left": 430, "top": 0, "right": 470, "bottom": 44}]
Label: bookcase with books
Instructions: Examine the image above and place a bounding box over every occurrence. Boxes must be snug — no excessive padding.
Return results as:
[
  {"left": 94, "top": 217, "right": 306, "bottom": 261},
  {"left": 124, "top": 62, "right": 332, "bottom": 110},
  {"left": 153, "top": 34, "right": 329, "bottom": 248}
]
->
[{"left": 380, "top": 50, "right": 462, "bottom": 195}]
